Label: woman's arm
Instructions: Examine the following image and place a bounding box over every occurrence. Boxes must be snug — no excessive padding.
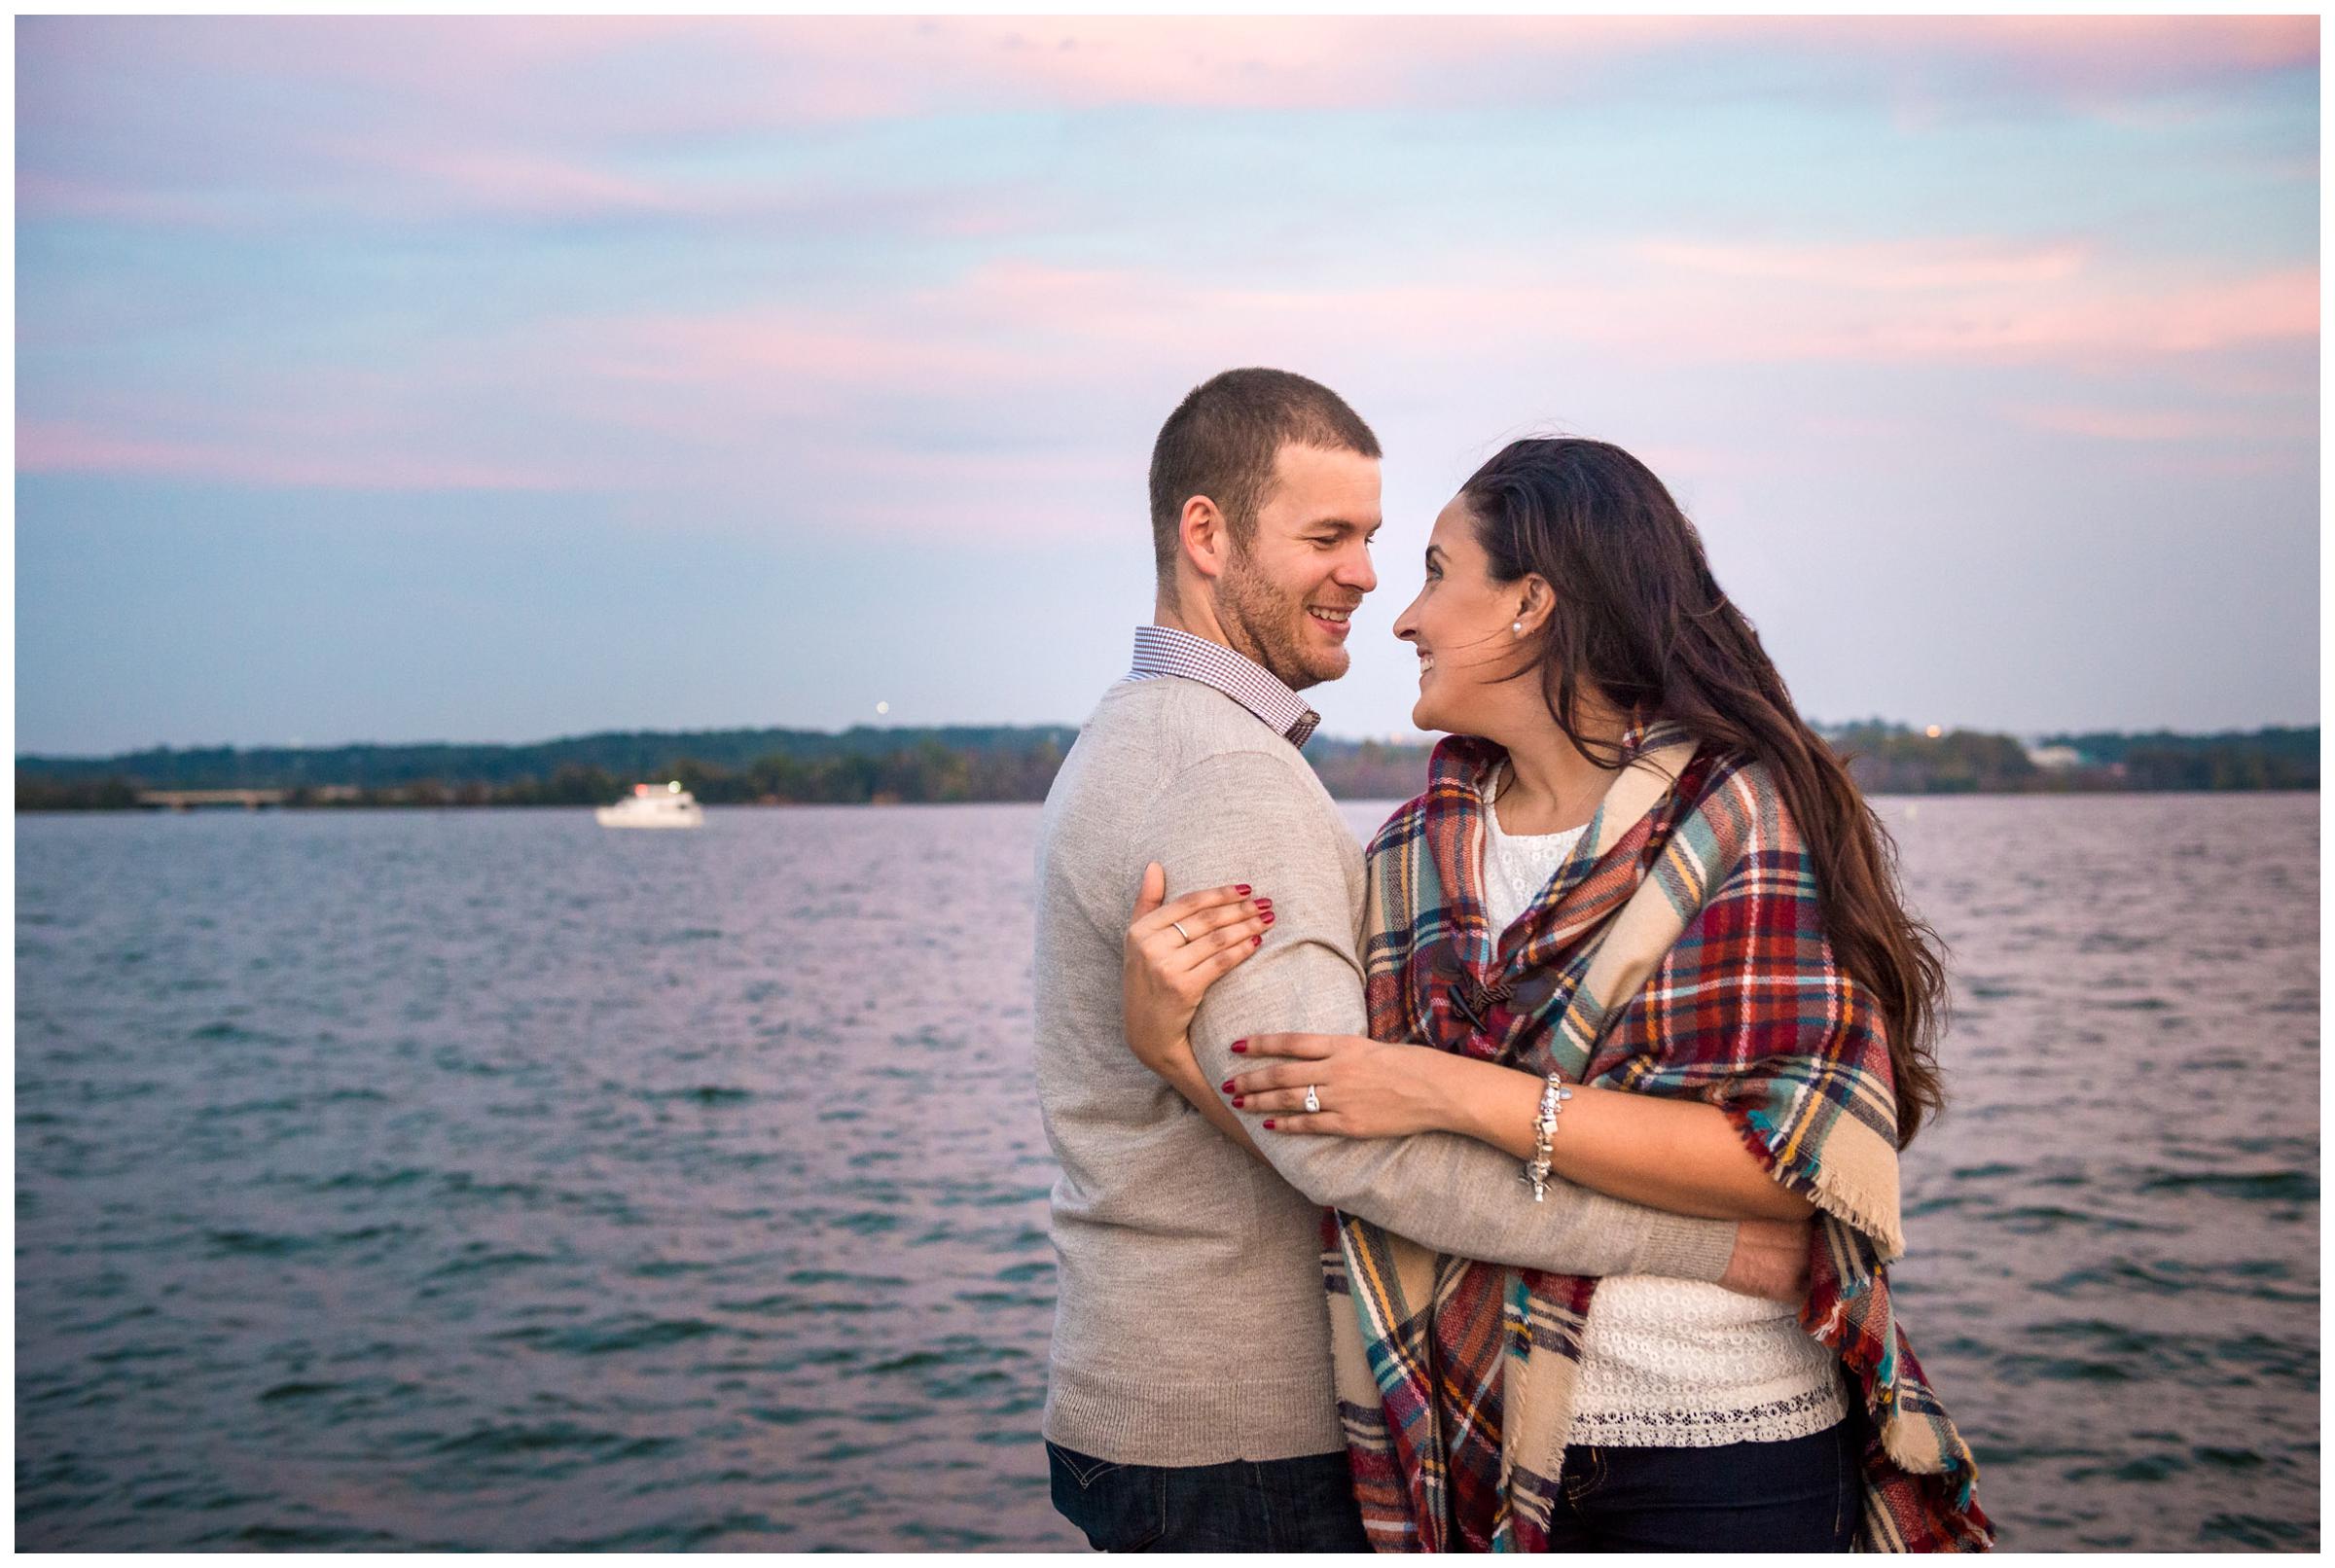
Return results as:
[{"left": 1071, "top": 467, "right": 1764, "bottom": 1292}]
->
[
  {"left": 1127, "top": 875, "right": 1811, "bottom": 1297},
  {"left": 1121, "top": 863, "right": 1275, "bottom": 1166},
  {"left": 1227, "top": 1037, "right": 1815, "bottom": 1223},
  {"left": 1121, "top": 871, "right": 1806, "bottom": 1220},
  {"left": 1431, "top": 1052, "right": 1814, "bottom": 1222}
]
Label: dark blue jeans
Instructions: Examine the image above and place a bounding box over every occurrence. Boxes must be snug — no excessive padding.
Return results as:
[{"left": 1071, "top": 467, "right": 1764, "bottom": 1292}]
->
[
  {"left": 1046, "top": 1441, "right": 1370, "bottom": 1552},
  {"left": 1542, "top": 1420, "right": 1860, "bottom": 1551}
]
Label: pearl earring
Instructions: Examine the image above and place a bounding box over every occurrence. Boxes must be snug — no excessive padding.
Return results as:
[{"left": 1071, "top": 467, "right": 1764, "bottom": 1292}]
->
[{"left": 1511, "top": 621, "right": 1523, "bottom": 635}]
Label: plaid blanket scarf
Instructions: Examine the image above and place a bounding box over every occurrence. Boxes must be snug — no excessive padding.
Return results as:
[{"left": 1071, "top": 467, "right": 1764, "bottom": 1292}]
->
[{"left": 1325, "top": 722, "right": 1993, "bottom": 1552}]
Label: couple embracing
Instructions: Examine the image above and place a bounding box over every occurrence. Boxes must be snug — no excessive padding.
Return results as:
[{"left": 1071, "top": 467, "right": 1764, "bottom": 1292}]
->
[{"left": 1031, "top": 369, "right": 1991, "bottom": 1553}]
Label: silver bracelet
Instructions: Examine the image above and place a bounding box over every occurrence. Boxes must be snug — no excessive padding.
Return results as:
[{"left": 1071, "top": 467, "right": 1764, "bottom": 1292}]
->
[{"left": 1522, "top": 1072, "right": 1573, "bottom": 1202}]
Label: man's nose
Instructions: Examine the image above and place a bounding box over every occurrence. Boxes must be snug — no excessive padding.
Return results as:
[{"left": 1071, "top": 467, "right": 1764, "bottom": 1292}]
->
[{"left": 1340, "top": 541, "right": 1378, "bottom": 596}]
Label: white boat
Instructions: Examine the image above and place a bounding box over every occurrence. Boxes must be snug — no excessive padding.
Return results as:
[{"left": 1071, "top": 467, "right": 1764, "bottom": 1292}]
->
[{"left": 595, "top": 780, "right": 705, "bottom": 829}]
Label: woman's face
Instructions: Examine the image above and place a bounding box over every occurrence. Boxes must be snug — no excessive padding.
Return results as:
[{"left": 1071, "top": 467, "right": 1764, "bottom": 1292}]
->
[{"left": 1390, "top": 495, "right": 1538, "bottom": 736}]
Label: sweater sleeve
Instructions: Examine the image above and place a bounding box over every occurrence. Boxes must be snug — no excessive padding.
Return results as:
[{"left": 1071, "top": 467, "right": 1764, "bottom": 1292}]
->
[{"left": 1133, "top": 747, "right": 1739, "bottom": 1283}]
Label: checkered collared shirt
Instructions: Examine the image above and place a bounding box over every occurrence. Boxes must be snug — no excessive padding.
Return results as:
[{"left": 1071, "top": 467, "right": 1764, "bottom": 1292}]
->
[{"left": 1123, "top": 624, "right": 1321, "bottom": 749}]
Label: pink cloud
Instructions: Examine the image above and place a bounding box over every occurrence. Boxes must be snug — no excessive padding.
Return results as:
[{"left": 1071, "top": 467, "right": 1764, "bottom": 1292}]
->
[
  {"left": 881, "top": 16, "right": 2318, "bottom": 116},
  {"left": 326, "top": 142, "right": 690, "bottom": 221},
  {"left": 1881, "top": 15, "right": 2317, "bottom": 96},
  {"left": 20, "top": 17, "right": 2317, "bottom": 196},
  {"left": 1621, "top": 263, "right": 2318, "bottom": 364},
  {"left": 480, "top": 243, "right": 2318, "bottom": 487},
  {"left": 17, "top": 419, "right": 580, "bottom": 492},
  {"left": 14, "top": 174, "right": 247, "bottom": 230},
  {"left": 18, "top": 16, "right": 2313, "bottom": 255},
  {"left": 574, "top": 309, "right": 1034, "bottom": 389},
  {"left": 2008, "top": 403, "right": 2318, "bottom": 445},
  {"left": 457, "top": 17, "right": 2319, "bottom": 122},
  {"left": 2012, "top": 406, "right": 2216, "bottom": 442},
  {"left": 900, "top": 249, "right": 2317, "bottom": 372},
  {"left": 18, "top": 232, "right": 2314, "bottom": 518},
  {"left": 1634, "top": 238, "right": 2093, "bottom": 293}
]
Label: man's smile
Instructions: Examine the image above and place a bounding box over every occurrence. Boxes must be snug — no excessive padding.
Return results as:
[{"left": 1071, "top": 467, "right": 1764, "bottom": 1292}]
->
[{"left": 1308, "top": 604, "right": 1355, "bottom": 639}]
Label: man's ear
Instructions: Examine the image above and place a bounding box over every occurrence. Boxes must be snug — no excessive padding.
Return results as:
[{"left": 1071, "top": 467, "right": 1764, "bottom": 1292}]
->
[{"left": 1180, "top": 495, "right": 1230, "bottom": 583}]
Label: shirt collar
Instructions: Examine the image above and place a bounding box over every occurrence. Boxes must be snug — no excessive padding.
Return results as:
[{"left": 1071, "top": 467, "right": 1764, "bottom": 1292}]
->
[{"left": 1126, "top": 624, "right": 1322, "bottom": 749}]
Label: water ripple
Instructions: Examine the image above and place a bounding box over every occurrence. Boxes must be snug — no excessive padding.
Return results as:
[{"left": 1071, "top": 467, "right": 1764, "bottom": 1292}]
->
[{"left": 14, "top": 795, "right": 2318, "bottom": 1550}]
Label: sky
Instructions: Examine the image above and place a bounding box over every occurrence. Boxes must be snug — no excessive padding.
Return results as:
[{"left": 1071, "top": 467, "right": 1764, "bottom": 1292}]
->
[{"left": 14, "top": 16, "right": 2321, "bottom": 757}]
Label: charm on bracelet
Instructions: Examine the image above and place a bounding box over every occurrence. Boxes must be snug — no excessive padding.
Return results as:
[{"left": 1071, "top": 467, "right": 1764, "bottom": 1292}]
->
[{"left": 1522, "top": 1072, "right": 1574, "bottom": 1201}]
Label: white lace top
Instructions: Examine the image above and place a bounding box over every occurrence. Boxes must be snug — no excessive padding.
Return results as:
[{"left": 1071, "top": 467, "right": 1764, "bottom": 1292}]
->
[{"left": 1479, "top": 764, "right": 1846, "bottom": 1447}]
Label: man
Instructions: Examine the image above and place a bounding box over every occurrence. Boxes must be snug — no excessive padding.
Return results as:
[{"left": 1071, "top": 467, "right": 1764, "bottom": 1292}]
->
[{"left": 1031, "top": 369, "right": 1807, "bottom": 1551}]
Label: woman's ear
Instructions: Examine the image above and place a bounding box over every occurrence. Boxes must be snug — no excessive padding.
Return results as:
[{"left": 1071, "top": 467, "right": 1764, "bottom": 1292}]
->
[{"left": 1516, "top": 575, "right": 1557, "bottom": 636}]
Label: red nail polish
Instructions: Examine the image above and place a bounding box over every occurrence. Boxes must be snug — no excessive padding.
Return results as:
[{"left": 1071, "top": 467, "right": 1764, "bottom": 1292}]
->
[
  {"left": 1231, "top": 1095, "right": 1245, "bottom": 1108},
  {"left": 1261, "top": 912, "right": 1275, "bottom": 925},
  {"left": 1236, "top": 884, "right": 1252, "bottom": 895},
  {"left": 1251, "top": 935, "right": 1262, "bottom": 946},
  {"left": 1220, "top": 1080, "right": 1236, "bottom": 1094},
  {"left": 1262, "top": 1119, "right": 1276, "bottom": 1130},
  {"left": 1256, "top": 898, "right": 1274, "bottom": 909},
  {"left": 1231, "top": 1040, "right": 1248, "bottom": 1052}
]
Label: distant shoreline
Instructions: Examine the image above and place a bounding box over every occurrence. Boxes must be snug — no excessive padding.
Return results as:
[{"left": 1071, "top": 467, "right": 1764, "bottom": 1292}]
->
[
  {"left": 16, "top": 721, "right": 2317, "bottom": 810},
  {"left": 17, "top": 794, "right": 2323, "bottom": 821},
  {"left": 15, "top": 784, "right": 2318, "bottom": 817}
]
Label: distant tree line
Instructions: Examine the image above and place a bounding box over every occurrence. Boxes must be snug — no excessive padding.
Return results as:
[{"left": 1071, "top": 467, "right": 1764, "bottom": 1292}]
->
[
  {"left": 1820, "top": 721, "right": 2317, "bottom": 795},
  {"left": 2035, "top": 726, "right": 2317, "bottom": 792},
  {"left": 14, "top": 721, "right": 2316, "bottom": 811},
  {"left": 14, "top": 724, "right": 1079, "bottom": 791},
  {"left": 652, "top": 739, "right": 1068, "bottom": 805},
  {"left": 17, "top": 776, "right": 145, "bottom": 811},
  {"left": 1824, "top": 724, "right": 2046, "bottom": 795},
  {"left": 17, "top": 738, "right": 1071, "bottom": 811}
]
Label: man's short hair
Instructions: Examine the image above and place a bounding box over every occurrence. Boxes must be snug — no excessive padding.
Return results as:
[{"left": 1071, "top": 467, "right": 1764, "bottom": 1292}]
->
[{"left": 1148, "top": 368, "right": 1381, "bottom": 576}]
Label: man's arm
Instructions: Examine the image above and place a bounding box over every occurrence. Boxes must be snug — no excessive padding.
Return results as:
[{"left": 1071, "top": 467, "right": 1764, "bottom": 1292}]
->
[{"left": 1136, "top": 749, "right": 1740, "bottom": 1283}]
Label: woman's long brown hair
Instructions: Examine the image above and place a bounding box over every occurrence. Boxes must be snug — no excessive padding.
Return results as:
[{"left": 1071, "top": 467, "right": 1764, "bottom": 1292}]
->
[{"left": 1463, "top": 437, "right": 1947, "bottom": 1147}]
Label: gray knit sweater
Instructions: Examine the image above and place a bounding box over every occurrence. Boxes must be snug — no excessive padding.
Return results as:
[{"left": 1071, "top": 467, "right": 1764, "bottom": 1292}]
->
[{"left": 1032, "top": 675, "right": 1740, "bottom": 1466}]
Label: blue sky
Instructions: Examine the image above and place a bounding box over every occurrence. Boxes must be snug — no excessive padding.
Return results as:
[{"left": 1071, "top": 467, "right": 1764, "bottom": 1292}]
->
[{"left": 16, "top": 17, "right": 2319, "bottom": 755}]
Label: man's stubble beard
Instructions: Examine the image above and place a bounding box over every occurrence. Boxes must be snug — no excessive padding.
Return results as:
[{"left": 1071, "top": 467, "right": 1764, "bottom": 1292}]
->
[{"left": 1216, "top": 541, "right": 1346, "bottom": 693}]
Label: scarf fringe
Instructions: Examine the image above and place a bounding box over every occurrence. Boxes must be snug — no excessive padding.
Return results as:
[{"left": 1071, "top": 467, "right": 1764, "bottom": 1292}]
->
[
  {"left": 1730, "top": 1105, "right": 1907, "bottom": 1263},
  {"left": 1729, "top": 1101, "right": 1984, "bottom": 1526}
]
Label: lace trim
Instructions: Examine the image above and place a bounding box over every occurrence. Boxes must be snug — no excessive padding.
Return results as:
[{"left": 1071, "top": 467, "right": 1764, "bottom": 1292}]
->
[
  {"left": 1566, "top": 1378, "right": 1849, "bottom": 1448},
  {"left": 1480, "top": 763, "right": 1587, "bottom": 935}
]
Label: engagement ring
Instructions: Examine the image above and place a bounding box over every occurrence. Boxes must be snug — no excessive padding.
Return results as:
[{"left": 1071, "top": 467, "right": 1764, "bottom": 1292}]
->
[{"left": 1304, "top": 1085, "right": 1320, "bottom": 1114}]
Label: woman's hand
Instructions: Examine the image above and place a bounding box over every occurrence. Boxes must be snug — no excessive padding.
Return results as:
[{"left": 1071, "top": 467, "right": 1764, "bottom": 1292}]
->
[
  {"left": 1221, "top": 1032, "right": 1456, "bottom": 1140},
  {"left": 1121, "top": 864, "right": 1272, "bottom": 1080}
]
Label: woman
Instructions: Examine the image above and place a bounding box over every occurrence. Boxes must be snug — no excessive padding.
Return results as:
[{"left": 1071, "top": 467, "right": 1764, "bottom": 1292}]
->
[{"left": 1121, "top": 438, "right": 1991, "bottom": 1551}]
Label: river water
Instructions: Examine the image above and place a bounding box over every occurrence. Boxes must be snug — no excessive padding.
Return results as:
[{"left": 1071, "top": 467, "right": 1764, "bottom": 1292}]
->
[{"left": 15, "top": 794, "right": 2318, "bottom": 1550}]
